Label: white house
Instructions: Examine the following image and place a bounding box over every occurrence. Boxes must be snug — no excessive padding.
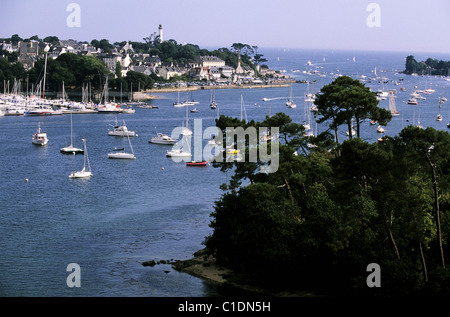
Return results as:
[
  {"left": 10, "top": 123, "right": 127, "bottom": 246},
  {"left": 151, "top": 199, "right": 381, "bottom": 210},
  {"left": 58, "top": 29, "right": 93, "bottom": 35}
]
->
[
  {"left": 200, "top": 55, "right": 225, "bottom": 68},
  {"left": 219, "top": 66, "right": 234, "bottom": 78}
]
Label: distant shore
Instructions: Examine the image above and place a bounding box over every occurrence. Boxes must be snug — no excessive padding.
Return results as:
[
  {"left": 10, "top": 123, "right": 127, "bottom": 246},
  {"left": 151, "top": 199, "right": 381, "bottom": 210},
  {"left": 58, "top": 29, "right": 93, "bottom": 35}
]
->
[{"left": 135, "top": 81, "right": 298, "bottom": 100}]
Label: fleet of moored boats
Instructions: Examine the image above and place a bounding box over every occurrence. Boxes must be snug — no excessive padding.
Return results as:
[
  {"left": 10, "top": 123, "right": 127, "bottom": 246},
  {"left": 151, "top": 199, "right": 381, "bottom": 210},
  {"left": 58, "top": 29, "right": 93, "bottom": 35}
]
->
[{"left": 3, "top": 59, "right": 450, "bottom": 179}]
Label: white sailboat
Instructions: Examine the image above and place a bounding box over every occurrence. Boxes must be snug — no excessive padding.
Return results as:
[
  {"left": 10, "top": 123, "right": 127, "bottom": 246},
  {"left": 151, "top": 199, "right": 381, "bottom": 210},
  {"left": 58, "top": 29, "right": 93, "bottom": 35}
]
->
[
  {"left": 173, "top": 89, "right": 189, "bottom": 107},
  {"left": 389, "top": 91, "right": 400, "bottom": 116},
  {"left": 166, "top": 147, "right": 192, "bottom": 157},
  {"left": 97, "top": 78, "right": 122, "bottom": 113},
  {"left": 108, "top": 132, "right": 136, "bottom": 159},
  {"left": 240, "top": 95, "right": 248, "bottom": 123},
  {"left": 286, "top": 84, "right": 296, "bottom": 108},
  {"left": 61, "top": 113, "right": 84, "bottom": 154},
  {"left": 32, "top": 123, "right": 48, "bottom": 146},
  {"left": 69, "top": 139, "right": 93, "bottom": 178},
  {"left": 437, "top": 97, "right": 444, "bottom": 121},
  {"left": 210, "top": 88, "right": 217, "bottom": 109},
  {"left": 181, "top": 105, "right": 192, "bottom": 136}
]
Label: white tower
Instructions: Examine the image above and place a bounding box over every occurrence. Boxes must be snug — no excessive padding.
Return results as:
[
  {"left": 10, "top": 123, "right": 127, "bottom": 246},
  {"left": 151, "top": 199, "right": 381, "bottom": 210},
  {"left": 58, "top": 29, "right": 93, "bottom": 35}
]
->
[{"left": 158, "top": 24, "right": 163, "bottom": 43}]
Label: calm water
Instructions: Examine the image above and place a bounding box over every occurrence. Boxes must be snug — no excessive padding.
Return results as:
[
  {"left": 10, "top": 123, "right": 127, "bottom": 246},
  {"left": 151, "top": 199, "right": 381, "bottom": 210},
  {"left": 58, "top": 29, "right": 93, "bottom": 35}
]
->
[{"left": 1, "top": 48, "right": 449, "bottom": 297}]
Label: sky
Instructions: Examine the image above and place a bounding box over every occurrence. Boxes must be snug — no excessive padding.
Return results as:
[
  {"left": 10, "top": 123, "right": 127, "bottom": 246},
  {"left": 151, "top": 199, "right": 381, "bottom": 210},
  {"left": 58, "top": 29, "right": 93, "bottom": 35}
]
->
[{"left": 1, "top": 0, "right": 450, "bottom": 54}]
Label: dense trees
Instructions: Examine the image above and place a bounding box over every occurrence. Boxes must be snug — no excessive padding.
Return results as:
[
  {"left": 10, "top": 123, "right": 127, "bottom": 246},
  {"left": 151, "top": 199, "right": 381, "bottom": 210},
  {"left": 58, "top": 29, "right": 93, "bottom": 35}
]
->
[
  {"left": 314, "top": 76, "right": 392, "bottom": 143},
  {"left": 404, "top": 55, "right": 450, "bottom": 76},
  {"left": 204, "top": 109, "right": 450, "bottom": 295},
  {"left": 27, "top": 53, "right": 110, "bottom": 92}
]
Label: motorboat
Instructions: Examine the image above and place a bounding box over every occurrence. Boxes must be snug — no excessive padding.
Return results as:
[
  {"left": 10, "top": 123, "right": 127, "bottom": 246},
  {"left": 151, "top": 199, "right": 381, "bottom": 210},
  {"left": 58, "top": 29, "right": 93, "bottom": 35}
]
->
[
  {"left": 377, "top": 125, "right": 385, "bottom": 133},
  {"left": 407, "top": 98, "right": 418, "bottom": 105},
  {"left": 108, "top": 119, "right": 137, "bottom": 137},
  {"left": 32, "top": 123, "right": 48, "bottom": 146},
  {"left": 166, "top": 148, "right": 191, "bottom": 157},
  {"left": 149, "top": 133, "right": 177, "bottom": 145}
]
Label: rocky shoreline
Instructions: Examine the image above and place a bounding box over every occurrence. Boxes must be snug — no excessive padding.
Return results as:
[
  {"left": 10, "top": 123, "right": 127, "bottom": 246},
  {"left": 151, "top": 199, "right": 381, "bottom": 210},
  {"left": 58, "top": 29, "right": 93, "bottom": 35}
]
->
[{"left": 142, "top": 249, "right": 320, "bottom": 297}]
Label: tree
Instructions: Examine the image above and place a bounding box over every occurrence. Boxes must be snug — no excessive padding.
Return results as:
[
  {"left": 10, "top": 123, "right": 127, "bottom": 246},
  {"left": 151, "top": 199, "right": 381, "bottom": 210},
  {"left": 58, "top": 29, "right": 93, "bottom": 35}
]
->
[
  {"left": 43, "top": 36, "right": 59, "bottom": 45},
  {"left": 396, "top": 126, "right": 450, "bottom": 269},
  {"left": 231, "top": 43, "right": 254, "bottom": 57},
  {"left": 314, "top": 76, "right": 391, "bottom": 142},
  {"left": 10, "top": 34, "right": 23, "bottom": 45},
  {"left": 91, "top": 39, "right": 114, "bottom": 54},
  {"left": 115, "top": 61, "right": 122, "bottom": 78},
  {"left": 205, "top": 109, "right": 450, "bottom": 295}
]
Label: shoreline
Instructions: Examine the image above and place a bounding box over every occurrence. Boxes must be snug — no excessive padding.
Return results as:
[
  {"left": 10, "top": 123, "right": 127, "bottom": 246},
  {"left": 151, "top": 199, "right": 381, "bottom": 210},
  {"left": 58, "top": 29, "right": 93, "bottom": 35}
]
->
[
  {"left": 142, "top": 249, "right": 320, "bottom": 297},
  {"left": 137, "top": 81, "right": 299, "bottom": 99}
]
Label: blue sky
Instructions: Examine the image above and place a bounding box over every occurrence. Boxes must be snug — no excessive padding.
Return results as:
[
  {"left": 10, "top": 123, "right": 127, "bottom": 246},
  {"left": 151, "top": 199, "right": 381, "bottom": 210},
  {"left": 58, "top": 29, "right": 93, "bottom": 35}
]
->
[{"left": 2, "top": 0, "right": 450, "bottom": 54}]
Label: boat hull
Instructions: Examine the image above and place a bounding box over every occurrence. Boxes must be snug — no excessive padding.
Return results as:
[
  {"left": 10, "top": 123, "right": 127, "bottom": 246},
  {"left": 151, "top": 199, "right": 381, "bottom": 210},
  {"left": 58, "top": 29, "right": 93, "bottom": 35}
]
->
[
  {"left": 166, "top": 150, "right": 191, "bottom": 157},
  {"left": 108, "top": 131, "right": 136, "bottom": 137},
  {"left": 60, "top": 145, "right": 84, "bottom": 154},
  {"left": 108, "top": 152, "right": 136, "bottom": 159},
  {"left": 69, "top": 171, "right": 92, "bottom": 178},
  {"left": 186, "top": 161, "right": 208, "bottom": 167}
]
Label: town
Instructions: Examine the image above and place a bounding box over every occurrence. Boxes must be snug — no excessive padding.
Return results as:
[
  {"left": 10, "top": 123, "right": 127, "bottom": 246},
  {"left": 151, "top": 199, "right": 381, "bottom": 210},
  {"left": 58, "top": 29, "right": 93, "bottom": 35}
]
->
[{"left": 0, "top": 25, "right": 293, "bottom": 100}]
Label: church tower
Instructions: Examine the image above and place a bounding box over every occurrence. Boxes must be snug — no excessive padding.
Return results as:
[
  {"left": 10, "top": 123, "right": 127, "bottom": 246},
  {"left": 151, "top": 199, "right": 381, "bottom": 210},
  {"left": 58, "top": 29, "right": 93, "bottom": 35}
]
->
[{"left": 158, "top": 24, "right": 163, "bottom": 43}]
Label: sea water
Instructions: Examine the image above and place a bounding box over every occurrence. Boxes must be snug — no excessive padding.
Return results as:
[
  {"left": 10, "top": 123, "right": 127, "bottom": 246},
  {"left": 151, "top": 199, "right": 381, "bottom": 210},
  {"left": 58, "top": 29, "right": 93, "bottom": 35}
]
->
[{"left": 0, "top": 48, "right": 448, "bottom": 297}]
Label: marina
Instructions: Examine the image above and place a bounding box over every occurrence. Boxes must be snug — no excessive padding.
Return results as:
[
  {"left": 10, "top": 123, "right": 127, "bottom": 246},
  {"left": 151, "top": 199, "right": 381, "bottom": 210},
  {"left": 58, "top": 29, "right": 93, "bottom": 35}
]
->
[{"left": 1, "top": 48, "right": 449, "bottom": 296}]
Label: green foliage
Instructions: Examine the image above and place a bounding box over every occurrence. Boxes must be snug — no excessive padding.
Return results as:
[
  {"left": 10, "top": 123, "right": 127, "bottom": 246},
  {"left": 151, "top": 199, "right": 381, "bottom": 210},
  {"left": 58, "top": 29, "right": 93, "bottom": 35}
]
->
[
  {"left": 0, "top": 58, "right": 25, "bottom": 89},
  {"left": 27, "top": 53, "right": 110, "bottom": 91},
  {"left": 404, "top": 55, "right": 450, "bottom": 76},
  {"left": 314, "top": 76, "right": 391, "bottom": 142},
  {"left": 205, "top": 111, "right": 450, "bottom": 295}
]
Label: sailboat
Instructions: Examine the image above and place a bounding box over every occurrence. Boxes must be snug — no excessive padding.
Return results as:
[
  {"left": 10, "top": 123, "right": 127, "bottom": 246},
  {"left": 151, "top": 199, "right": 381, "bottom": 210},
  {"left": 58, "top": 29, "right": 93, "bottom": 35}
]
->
[
  {"left": 173, "top": 89, "right": 188, "bottom": 107},
  {"left": 97, "top": 78, "right": 122, "bottom": 113},
  {"left": 61, "top": 114, "right": 84, "bottom": 154},
  {"left": 181, "top": 105, "right": 192, "bottom": 136},
  {"left": 389, "top": 91, "right": 400, "bottom": 116},
  {"left": 436, "top": 97, "right": 444, "bottom": 121},
  {"left": 68, "top": 139, "right": 92, "bottom": 178},
  {"left": 166, "top": 146, "right": 192, "bottom": 157},
  {"left": 108, "top": 132, "right": 136, "bottom": 159},
  {"left": 184, "top": 91, "right": 199, "bottom": 106},
  {"left": 166, "top": 134, "right": 191, "bottom": 157},
  {"left": 240, "top": 95, "right": 248, "bottom": 123},
  {"left": 210, "top": 88, "right": 217, "bottom": 109},
  {"left": 32, "top": 123, "right": 48, "bottom": 146},
  {"left": 286, "top": 84, "right": 296, "bottom": 108}
]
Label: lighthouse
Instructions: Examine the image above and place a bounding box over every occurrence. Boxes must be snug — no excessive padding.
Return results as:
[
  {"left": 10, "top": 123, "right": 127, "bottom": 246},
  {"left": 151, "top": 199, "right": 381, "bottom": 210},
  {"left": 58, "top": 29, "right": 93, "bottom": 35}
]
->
[{"left": 158, "top": 24, "right": 163, "bottom": 43}]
